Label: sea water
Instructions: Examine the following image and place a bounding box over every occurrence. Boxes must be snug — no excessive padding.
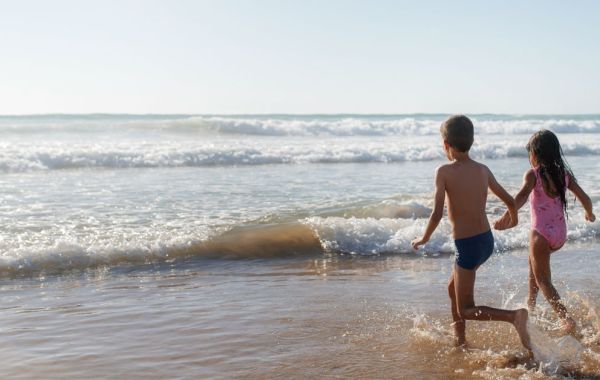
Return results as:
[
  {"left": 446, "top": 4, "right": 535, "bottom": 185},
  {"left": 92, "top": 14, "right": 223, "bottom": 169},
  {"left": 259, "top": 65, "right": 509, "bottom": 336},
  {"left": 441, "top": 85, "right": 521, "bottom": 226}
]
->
[{"left": 0, "top": 114, "right": 599, "bottom": 379}]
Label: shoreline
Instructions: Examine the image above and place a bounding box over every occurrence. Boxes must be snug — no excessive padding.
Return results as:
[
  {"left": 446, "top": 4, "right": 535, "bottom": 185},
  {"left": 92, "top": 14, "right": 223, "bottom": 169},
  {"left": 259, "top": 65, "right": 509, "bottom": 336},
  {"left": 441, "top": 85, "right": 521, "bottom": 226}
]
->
[{"left": 1, "top": 245, "right": 599, "bottom": 379}]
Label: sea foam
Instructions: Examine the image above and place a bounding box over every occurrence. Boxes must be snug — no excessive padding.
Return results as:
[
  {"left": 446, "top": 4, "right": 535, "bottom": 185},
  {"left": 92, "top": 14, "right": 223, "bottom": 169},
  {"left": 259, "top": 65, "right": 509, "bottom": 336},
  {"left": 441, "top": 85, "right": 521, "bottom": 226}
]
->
[
  {"left": 2, "top": 138, "right": 600, "bottom": 172},
  {"left": 2, "top": 115, "right": 600, "bottom": 137}
]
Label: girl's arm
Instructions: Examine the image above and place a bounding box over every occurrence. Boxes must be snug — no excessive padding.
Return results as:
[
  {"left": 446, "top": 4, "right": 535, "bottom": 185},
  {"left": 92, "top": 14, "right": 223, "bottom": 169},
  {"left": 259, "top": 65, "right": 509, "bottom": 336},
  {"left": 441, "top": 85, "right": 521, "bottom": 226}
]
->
[
  {"left": 488, "top": 169, "right": 519, "bottom": 229},
  {"left": 493, "top": 169, "right": 535, "bottom": 230},
  {"left": 412, "top": 167, "right": 445, "bottom": 249},
  {"left": 568, "top": 178, "right": 596, "bottom": 222},
  {"left": 514, "top": 169, "right": 536, "bottom": 210}
]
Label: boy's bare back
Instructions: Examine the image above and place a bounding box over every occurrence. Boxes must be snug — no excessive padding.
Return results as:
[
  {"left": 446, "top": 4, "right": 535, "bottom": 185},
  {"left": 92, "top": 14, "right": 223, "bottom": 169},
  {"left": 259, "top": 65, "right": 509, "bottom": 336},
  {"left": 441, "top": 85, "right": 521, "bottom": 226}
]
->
[{"left": 439, "top": 159, "right": 491, "bottom": 239}]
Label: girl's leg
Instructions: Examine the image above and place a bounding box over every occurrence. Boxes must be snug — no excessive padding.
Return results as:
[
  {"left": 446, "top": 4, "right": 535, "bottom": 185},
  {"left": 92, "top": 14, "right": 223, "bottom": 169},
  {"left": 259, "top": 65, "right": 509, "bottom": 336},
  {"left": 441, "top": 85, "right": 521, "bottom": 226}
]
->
[
  {"left": 448, "top": 271, "right": 466, "bottom": 346},
  {"left": 529, "top": 230, "right": 575, "bottom": 333},
  {"left": 527, "top": 256, "right": 539, "bottom": 311}
]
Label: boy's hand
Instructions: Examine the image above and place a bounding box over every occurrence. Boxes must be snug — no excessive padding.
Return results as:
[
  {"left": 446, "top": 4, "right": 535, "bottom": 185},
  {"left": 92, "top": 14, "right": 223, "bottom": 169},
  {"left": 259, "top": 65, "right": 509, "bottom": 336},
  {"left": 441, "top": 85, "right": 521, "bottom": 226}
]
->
[
  {"left": 586, "top": 212, "right": 596, "bottom": 222},
  {"left": 493, "top": 210, "right": 515, "bottom": 230},
  {"left": 411, "top": 236, "right": 428, "bottom": 250}
]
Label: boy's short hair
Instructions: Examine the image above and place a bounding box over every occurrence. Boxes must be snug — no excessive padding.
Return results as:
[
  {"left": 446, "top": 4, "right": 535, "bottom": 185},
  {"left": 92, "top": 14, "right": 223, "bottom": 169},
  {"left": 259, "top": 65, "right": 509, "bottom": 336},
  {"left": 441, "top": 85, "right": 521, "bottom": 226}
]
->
[{"left": 440, "top": 115, "right": 474, "bottom": 152}]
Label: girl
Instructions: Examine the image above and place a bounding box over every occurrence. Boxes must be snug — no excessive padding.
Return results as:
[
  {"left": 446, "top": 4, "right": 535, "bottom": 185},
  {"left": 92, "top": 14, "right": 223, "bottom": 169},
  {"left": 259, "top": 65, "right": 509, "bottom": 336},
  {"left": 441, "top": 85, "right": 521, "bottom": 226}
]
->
[{"left": 496, "top": 129, "right": 595, "bottom": 334}]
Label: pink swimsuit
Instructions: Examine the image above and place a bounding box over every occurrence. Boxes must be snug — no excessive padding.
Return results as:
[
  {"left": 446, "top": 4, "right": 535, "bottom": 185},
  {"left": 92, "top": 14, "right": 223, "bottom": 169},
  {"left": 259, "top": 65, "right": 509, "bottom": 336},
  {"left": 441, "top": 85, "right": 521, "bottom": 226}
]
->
[{"left": 530, "top": 167, "right": 568, "bottom": 250}]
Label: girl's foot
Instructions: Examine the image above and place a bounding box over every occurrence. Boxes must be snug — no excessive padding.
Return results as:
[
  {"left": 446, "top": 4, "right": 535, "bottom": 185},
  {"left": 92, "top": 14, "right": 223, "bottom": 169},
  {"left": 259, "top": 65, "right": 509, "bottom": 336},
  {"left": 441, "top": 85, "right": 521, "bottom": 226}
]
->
[
  {"left": 560, "top": 317, "right": 576, "bottom": 335},
  {"left": 527, "top": 299, "right": 536, "bottom": 313}
]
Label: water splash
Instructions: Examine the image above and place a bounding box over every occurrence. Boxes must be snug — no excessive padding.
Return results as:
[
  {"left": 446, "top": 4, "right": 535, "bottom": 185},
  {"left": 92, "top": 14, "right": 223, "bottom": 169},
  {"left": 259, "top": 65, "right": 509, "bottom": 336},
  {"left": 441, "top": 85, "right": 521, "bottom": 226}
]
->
[{"left": 529, "top": 322, "right": 583, "bottom": 372}]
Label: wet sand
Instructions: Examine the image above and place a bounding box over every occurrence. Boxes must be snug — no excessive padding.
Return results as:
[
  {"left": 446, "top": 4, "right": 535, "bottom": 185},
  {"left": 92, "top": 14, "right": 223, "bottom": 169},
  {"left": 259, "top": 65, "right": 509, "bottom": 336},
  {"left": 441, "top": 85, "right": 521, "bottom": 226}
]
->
[{"left": 1, "top": 245, "right": 599, "bottom": 379}]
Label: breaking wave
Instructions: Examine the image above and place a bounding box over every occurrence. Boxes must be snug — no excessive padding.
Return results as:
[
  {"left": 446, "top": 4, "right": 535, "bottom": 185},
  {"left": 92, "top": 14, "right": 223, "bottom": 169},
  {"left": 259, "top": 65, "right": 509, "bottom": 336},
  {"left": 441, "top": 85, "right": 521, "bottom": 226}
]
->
[
  {"left": 2, "top": 139, "right": 600, "bottom": 172},
  {"left": 2, "top": 114, "right": 600, "bottom": 137},
  {"left": 2, "top": 200, "right": 597, "bottom": 277}
]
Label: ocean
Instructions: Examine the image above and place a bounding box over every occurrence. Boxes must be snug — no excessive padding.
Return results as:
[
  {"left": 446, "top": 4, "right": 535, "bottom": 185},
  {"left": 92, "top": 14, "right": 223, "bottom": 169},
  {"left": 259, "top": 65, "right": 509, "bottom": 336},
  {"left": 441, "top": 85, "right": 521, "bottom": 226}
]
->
[{"left": 0, "top": 114, "right": 599, "bottom": 379}]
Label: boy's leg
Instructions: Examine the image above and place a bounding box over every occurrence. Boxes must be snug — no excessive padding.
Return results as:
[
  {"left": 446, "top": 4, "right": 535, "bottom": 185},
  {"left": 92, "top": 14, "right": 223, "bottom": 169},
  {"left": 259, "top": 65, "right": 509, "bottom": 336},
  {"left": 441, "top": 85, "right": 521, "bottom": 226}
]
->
[
  {"left": 448, "top": 271, "right": 466, "bottom": 346},
  {"left": 454, "top": 264, "right": 531, "bottom": 349},
  {"left": 529, "top": 230, "right": 575, "bottom": 333},
  {"left": 528, "top": 256, "right": 539, "bottom": 311},
  {"left": 454, "top": 265, "right": 514, "bottom": 322}
]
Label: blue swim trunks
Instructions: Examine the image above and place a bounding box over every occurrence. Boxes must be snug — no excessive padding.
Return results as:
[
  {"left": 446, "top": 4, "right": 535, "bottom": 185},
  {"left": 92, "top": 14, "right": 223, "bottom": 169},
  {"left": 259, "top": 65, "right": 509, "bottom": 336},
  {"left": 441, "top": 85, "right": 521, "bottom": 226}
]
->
[{"left": 454, "top": 230, "right": 494, "bottom": 270}]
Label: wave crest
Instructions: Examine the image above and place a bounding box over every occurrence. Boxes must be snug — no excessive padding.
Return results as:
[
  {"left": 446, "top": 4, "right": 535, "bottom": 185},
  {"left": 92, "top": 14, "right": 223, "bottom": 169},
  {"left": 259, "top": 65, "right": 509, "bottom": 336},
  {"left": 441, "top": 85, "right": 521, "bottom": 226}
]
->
[
  {"left": 2, "top": 140, "right": 600, "bottom": 172},
  {"left": 2, "top": 115, "right": 600, "bottom": 137},
  {"left": 200, "top": 116, "right": 600, "bottom": 136}
]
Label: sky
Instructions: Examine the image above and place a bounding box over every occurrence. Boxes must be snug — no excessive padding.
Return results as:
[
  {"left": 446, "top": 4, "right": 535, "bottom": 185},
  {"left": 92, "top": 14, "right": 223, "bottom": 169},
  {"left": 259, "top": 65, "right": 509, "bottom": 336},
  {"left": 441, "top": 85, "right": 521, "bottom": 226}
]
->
[{"left": 1, "top": 0, "right": 599, "bottom": 115}]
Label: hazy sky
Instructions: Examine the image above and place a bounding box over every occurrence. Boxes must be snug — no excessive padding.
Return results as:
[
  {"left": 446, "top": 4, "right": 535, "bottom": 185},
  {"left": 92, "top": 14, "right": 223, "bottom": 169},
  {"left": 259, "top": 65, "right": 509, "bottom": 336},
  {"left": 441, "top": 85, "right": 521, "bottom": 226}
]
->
[{"left": 1, "top": 0, "right": 599, "bottom": 114}]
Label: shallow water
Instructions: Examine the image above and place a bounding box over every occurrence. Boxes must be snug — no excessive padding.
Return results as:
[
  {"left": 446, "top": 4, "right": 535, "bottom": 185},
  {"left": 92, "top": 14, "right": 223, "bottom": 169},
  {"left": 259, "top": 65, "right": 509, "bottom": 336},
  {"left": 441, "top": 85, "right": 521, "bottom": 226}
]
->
[
  {"left": 1, "top": 245, "right": 599, "bottom": 379},
  {"left": 1, "top": 114, "right": 600, "bottom": 378}
]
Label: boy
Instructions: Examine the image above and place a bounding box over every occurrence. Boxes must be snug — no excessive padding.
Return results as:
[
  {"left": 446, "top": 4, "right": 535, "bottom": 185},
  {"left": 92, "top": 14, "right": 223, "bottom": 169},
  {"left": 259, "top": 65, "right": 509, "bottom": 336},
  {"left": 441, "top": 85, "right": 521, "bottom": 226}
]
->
[{"left": 411, "top": 115, "right": 531, "bottom": 350}]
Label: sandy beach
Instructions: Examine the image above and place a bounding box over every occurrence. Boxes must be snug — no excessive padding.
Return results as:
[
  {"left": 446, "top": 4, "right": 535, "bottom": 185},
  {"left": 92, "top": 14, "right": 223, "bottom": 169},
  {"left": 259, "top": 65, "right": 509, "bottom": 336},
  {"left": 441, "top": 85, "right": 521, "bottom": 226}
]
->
[{"left": 2, "top": 242, "right": 600, "bottom": 379}]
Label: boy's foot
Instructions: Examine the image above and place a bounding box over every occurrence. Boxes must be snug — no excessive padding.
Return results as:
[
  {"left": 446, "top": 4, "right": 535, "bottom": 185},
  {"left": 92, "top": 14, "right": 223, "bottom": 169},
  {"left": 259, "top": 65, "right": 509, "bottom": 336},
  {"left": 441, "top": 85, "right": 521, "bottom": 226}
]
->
[
  {"left": 514, "top": 308, "right": 532, "bottom": 351},
  {"left": 560, "top": 317, "right": 576, "bottom": 335},
  {"left": 451, "top": 320, "right": 466, "bottom": 348}
]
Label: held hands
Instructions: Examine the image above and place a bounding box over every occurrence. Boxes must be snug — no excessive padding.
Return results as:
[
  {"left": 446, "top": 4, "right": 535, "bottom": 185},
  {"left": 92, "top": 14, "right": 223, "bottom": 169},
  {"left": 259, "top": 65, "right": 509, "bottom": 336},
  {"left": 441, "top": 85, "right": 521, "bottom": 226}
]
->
[
  {"left": 411, "top": 236, "right": 428, "bottom": 250},
  {"left": 493, "top": 210, "right": 518, "bottom": 231}
]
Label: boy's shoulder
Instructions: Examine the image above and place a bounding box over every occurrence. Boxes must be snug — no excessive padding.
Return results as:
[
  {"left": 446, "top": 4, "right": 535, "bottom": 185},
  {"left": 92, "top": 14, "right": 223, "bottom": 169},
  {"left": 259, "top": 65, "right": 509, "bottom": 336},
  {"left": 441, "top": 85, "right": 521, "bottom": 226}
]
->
[
  {"left": 437, "top": 160, "right": 489, "bottom": 174},
  {"left": 468, "top": 158, "right": 488, "bottom": 169},
  {"left": 435, "top": 163, "right": 453, "bottom": 177}
]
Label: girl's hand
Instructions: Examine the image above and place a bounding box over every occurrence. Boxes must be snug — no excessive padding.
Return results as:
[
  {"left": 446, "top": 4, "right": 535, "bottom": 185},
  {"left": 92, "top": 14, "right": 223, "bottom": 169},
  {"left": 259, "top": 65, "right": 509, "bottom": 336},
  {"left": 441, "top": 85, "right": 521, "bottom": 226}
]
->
[
  {"left": 493, "top": 210, "right": 515, "bottom": 230},
  {"left": 411, "top": 236, "right": 428, "bottom": 250},
  {"left": 586, "top": 212, "right": 596, "bottom": 222}
]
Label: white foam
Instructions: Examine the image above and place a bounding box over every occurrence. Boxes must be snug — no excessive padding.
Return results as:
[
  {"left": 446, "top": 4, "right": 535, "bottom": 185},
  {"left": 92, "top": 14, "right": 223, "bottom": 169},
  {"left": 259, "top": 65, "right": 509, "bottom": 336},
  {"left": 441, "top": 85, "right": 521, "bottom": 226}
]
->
[
  {"left": 528, "top": 322, "right": 584, "bottom": 371},
  {"left": 1, "top": 197, "right": 597, "bottom": 275},
  {"left": 303, "top": 204, "right": 599, "bottom": 255},
  {"left": 323, "top": 200, "right": 433, "bottom": 219},
  {"left": 2, "top": 115, "right": 600, "bottom": 137},
  {"left": 2, "top": 137, "right": 600, "bottom": 172},
  {"left": 2, "top": 114, "right": 600, "bottom": 172},
  {"left": 303, "top": 216, "right": 455, "bottom": 255},
  {"left": 199, "top": 116, "right": 600, "bottom": 136},
  {"left": 410, "top": 314, "right": 455, "bottom": 346},
  {"left": 0, "top": 220, "right": 218, "bottom": 276}
]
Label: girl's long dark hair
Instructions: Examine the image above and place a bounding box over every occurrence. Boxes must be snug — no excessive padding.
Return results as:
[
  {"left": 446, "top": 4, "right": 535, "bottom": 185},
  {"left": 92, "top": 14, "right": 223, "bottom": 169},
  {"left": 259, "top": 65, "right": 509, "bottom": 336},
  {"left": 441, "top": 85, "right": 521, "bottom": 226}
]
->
[{"left": 526, "top": 129, "right": 576, "bottom": 217}]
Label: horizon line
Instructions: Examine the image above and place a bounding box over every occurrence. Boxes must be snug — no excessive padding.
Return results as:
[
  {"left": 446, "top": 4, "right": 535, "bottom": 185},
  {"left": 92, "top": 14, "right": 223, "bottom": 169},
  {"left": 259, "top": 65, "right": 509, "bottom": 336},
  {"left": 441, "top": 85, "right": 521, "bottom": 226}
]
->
[{"left": 1, "top": 112, "right": 600, "bottom": 118}]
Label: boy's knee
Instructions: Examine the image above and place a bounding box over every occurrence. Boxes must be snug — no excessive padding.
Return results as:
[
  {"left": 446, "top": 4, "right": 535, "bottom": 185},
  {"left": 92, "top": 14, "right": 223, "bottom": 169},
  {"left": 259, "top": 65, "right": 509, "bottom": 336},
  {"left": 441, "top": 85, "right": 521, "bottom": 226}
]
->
[
  {"left": 457, "top": 303, "right": 476, "bottom": 319},
  {"left": 458, "top": 309, "right": 474, "bottom": 320}
]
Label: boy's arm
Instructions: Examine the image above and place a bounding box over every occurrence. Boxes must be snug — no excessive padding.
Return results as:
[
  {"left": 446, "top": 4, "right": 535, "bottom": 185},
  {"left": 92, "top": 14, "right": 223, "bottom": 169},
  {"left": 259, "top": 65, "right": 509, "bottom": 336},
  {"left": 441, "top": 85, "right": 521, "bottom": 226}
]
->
[
  {"left": 493, "top": 169, "right": 535, "bottom": 230},
  {"left": 411, "top": 167, "right": 445, "bottom": 250},
  {"left": 568, "top": 178, "right": 596, "bottom": 222},
  {"left": 487, "top": 168, "right": 518, "bottom": 230}
]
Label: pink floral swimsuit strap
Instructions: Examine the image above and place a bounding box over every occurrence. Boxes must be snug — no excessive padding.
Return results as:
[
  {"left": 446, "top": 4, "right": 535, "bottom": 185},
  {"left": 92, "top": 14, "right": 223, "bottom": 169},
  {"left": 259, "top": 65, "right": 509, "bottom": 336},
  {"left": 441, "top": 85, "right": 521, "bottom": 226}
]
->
[{"left": 530, "top": 167, "right": 568, "bottom": 250}]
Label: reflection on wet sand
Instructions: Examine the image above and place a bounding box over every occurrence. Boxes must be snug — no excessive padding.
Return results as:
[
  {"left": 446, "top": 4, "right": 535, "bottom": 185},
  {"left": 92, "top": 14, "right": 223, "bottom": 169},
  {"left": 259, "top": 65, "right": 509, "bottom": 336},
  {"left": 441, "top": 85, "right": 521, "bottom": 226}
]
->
[{"left": 1, "top": 246, "right": 599, "bottom": 379}]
